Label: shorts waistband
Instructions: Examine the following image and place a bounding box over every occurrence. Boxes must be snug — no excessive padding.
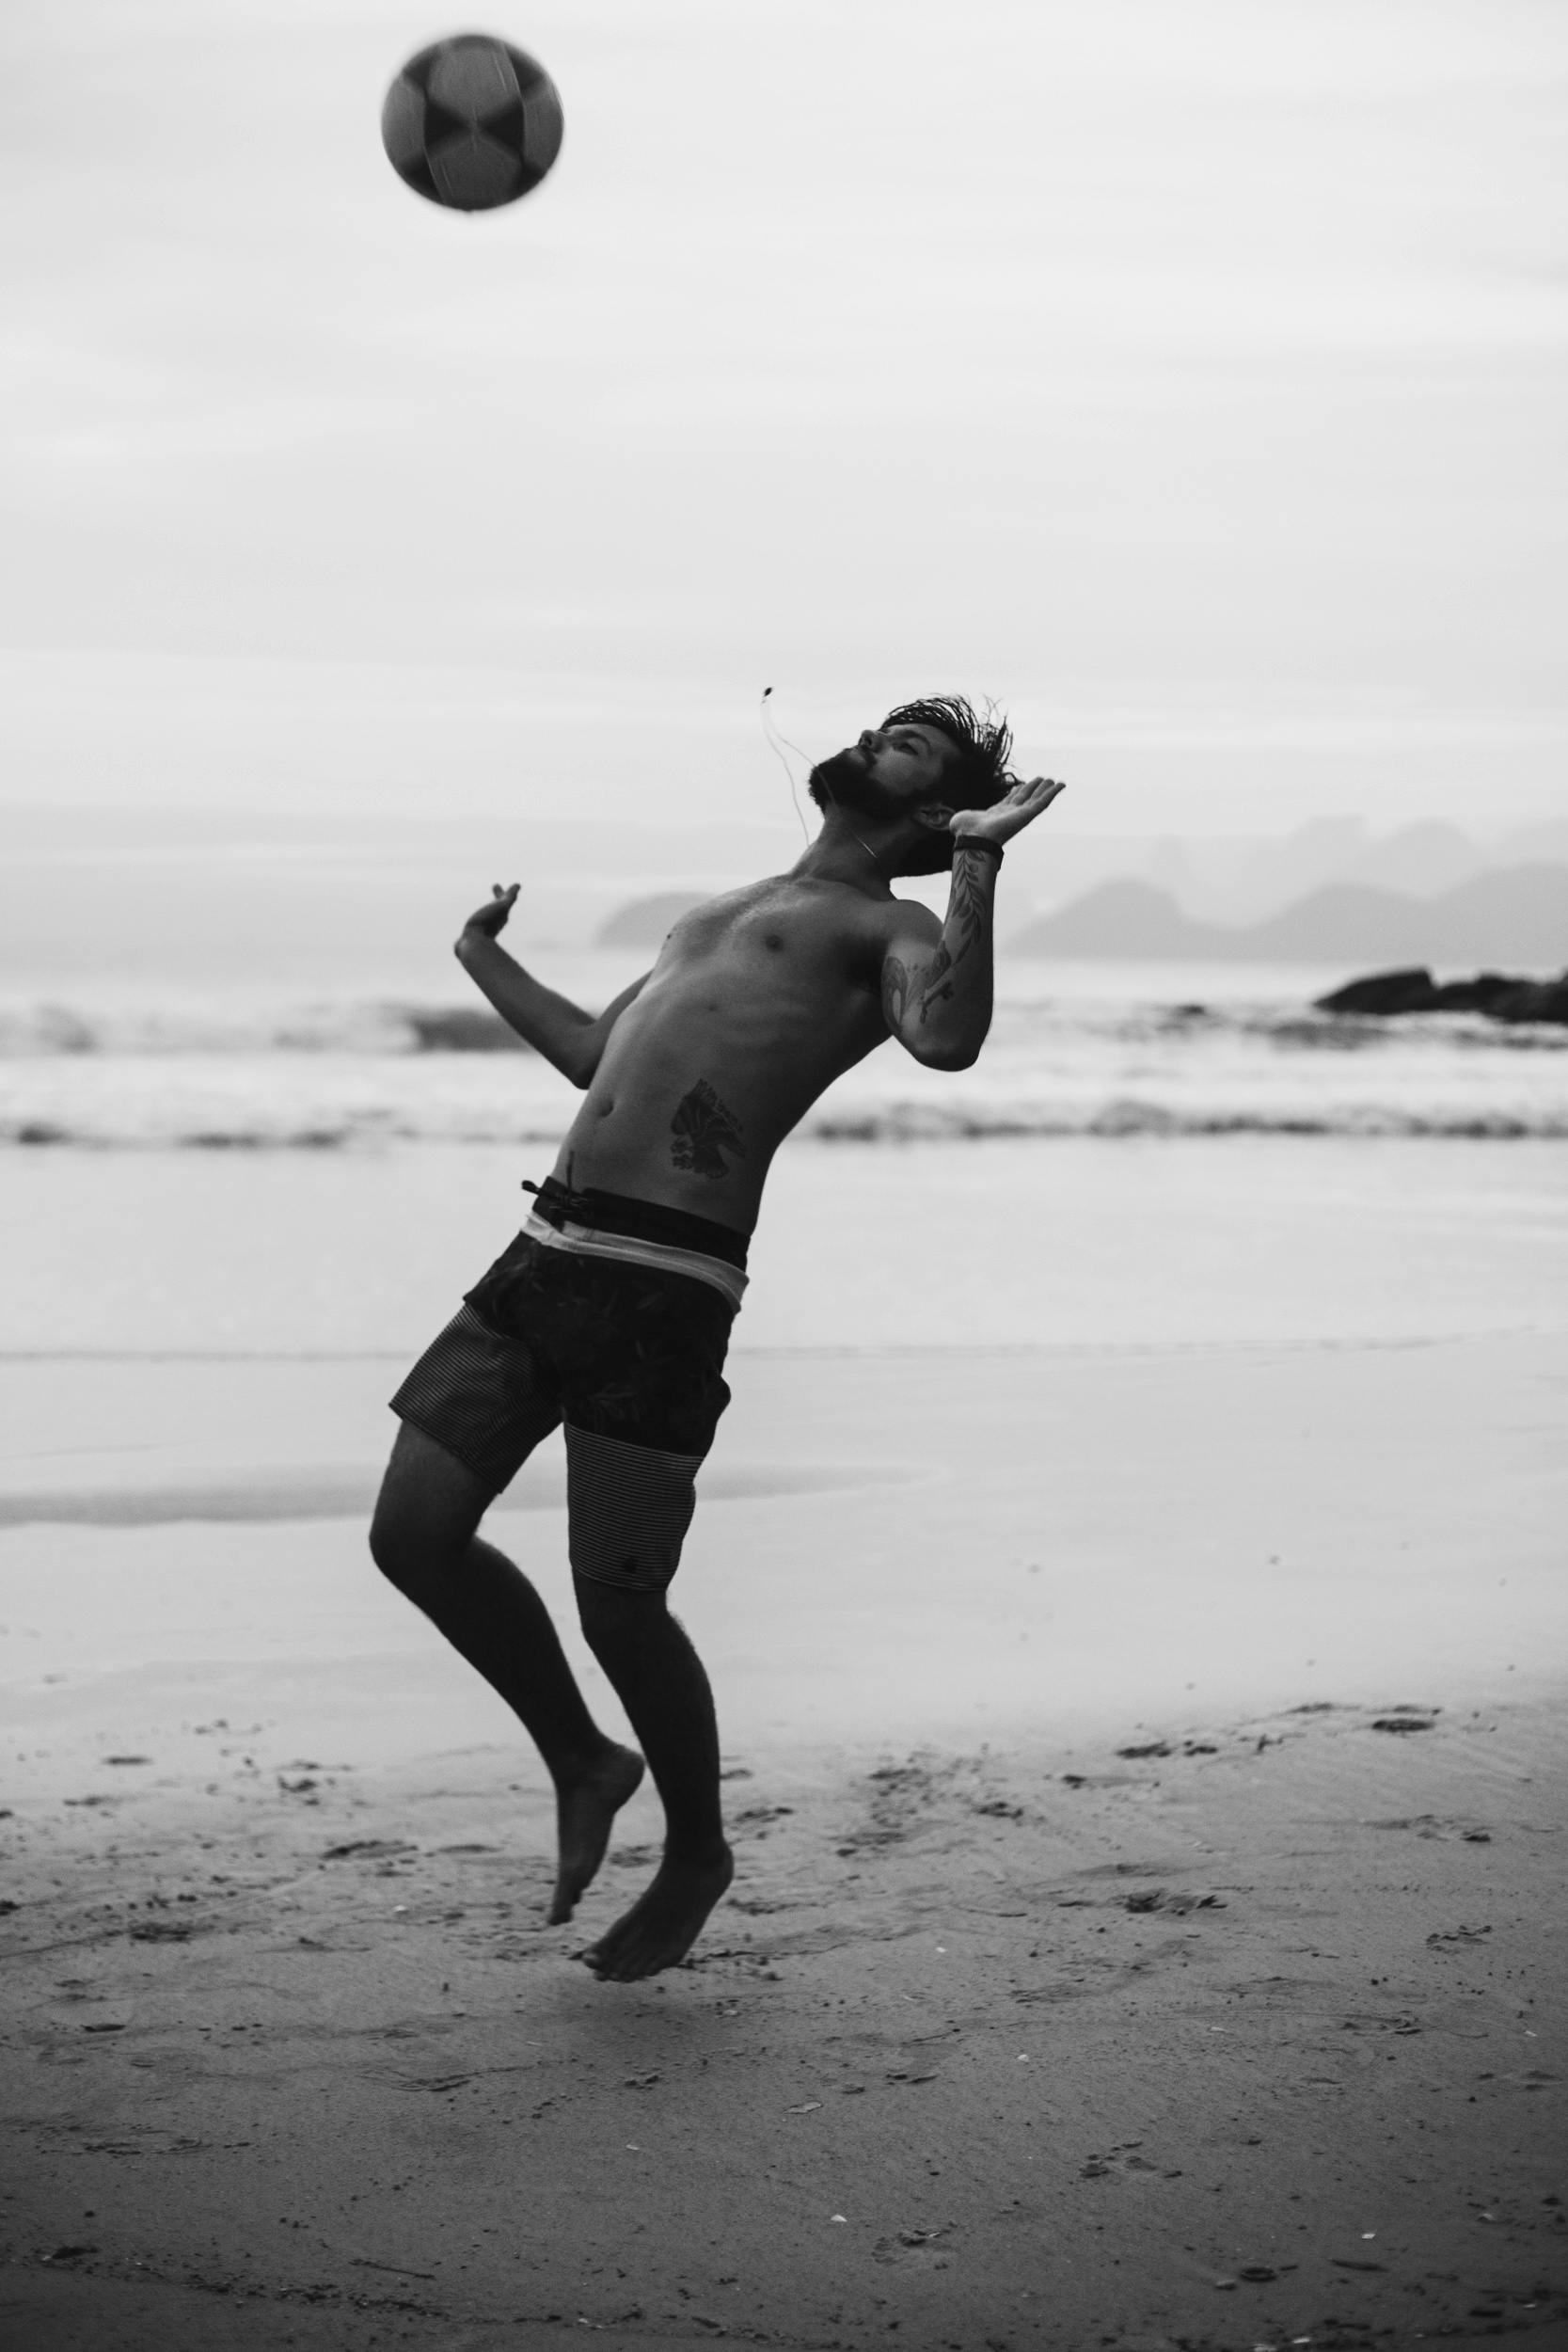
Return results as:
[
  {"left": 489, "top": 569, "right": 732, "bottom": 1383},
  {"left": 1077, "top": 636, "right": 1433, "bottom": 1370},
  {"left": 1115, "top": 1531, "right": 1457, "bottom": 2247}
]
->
[
  {"left": 524, "top": 1177, "right": 749, "bottom": 1270},
  {"left": 521, "top": 1213, "right": 748, "bottom": 1311}
]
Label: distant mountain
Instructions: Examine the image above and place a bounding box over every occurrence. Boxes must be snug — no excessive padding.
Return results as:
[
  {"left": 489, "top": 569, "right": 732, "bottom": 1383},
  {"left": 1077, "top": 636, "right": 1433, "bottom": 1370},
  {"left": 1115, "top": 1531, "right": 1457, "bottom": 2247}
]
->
[
  {"left": 1131, "top": 818, "right": 1488, "bottom": 925},
  {"left": 1009, "top": 881, "right": 1200, "bottom": 959},
  {"left": 1497, "top": 818, "right": 1568, "bottom": 866},
  {"left": 1346, "top": 821, "right": 1483, "bottom": 899},
  {"left": 1217, "top": 815, "right": 1370, "bottom": 922},
  {"left": 1006, "top": 864, "right": 1568, "bottom": 967},
  {"left": 596, "top": 891, "right": 710, "bottom": 948}
]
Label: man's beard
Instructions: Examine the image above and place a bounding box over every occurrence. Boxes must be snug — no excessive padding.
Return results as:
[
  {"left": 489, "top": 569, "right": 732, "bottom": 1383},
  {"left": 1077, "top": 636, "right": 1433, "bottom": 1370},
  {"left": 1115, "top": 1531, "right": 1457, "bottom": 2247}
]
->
[{"left": 806, "top": 748, "right": 905, "bottom": 820}]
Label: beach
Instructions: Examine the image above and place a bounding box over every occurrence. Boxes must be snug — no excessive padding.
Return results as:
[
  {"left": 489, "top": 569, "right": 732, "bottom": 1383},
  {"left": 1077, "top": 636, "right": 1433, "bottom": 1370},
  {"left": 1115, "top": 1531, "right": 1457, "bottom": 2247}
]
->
[
  {"left": 2, "top": 1133, "right": 1565, "bottom": 2348},
  {"left": 9, "top": 0, "right": 1568, "bottom": 2330}
]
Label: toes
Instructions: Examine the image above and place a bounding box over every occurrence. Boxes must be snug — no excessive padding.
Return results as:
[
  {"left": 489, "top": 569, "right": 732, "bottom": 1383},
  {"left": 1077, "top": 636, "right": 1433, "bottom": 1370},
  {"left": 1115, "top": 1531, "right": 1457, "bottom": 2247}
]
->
[
  {"left": 584, "top": 1931, "right": 667, "bottom": 1982},
  {"left": 581, "top": 1933, "right": 640, "bottom": 1979},
  {"left": 591, "top": 1951, "right": 641, "bottom": 1981},
  {"left": 549, "top": 1866, "right": 592, "bottom": 1925}
]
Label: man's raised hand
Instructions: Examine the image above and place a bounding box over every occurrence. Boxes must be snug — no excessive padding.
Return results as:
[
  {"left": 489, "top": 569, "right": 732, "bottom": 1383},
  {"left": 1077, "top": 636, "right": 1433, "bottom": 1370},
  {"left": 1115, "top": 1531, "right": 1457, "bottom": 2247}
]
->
[
  {"left": 460, "top": 882, "right": 520, "bottom": 945},
  {"left": 952, "top": 775, "right": 1066, "bottom": 849}
]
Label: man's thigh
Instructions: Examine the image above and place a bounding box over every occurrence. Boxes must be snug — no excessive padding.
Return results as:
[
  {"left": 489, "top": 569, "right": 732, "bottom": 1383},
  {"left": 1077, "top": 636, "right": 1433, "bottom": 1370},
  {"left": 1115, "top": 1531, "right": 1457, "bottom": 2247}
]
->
[
  {"left": 372, "top": 1419, "right": 496, "bottom": 1567},
  {"left": 556, "top": 1262, "right": 736, "bottom": 1597}
]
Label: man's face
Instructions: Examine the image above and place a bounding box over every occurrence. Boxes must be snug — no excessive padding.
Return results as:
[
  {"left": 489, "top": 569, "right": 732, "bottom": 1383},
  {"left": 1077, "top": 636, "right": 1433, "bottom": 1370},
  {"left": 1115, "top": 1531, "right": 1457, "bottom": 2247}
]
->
[{"left": 808, "top": 722, "right": 957, "bottom": 818}]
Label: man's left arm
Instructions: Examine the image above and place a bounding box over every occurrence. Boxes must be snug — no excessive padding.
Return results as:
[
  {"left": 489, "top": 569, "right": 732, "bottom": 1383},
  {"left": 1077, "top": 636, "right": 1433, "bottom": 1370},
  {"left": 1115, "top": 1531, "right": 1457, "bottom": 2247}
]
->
[{"left": 880, "top": 775, "right": 1066, "bottom": 1070}]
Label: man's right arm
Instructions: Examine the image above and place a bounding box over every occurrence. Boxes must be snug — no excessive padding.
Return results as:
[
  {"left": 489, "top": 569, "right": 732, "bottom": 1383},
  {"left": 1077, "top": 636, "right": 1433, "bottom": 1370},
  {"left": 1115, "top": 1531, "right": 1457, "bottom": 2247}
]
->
[{"left": 454, "top": 885, "right": 648, "bottom": 1089}]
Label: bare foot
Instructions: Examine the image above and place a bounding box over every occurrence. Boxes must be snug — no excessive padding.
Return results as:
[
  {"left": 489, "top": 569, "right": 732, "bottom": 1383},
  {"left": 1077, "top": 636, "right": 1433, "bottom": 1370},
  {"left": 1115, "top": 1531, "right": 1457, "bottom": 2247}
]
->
[
  {"left": 548, "top": 1742, "right": 645, "bottom": 1925},
  {"left": 580, "top": 1841, "right": 734, "bottom": 1981}
]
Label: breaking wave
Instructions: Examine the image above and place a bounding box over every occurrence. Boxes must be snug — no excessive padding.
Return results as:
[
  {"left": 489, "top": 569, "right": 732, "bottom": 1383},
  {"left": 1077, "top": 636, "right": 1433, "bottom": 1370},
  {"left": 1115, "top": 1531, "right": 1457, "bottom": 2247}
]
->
[
  {"left": 0, "top": 1001, "right": 536, "bottom": 1058},
  {"left": 4, "top": 1098, "right": 1565, "bottom": 1151},
  {"left": 807, "top": 1102, "right": 1568, "bottom": 1142},
  {"left": 2, "top": 984, "right": 1562, "bottom": 1149}
]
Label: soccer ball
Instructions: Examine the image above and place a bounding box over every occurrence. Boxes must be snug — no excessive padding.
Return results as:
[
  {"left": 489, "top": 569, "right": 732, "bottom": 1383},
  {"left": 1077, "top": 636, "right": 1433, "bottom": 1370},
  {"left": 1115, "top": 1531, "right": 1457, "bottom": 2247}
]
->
[{"left": 381, "top": 33, "right": 564, "bottom": 213}]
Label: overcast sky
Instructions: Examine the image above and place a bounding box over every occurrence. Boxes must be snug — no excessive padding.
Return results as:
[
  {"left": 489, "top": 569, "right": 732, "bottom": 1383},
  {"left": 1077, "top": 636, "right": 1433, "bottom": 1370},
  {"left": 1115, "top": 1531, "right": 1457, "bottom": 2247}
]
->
[{"left": 3, "top": 0, "right": 1565, "bottom": 838}]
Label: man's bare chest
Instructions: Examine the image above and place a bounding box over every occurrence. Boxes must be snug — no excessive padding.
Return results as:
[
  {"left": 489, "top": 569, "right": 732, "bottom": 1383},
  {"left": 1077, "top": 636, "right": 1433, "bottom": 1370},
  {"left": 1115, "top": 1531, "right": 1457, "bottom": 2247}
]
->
[{"left": 661, "top": 879, "right": 884, "bottom": 1002}]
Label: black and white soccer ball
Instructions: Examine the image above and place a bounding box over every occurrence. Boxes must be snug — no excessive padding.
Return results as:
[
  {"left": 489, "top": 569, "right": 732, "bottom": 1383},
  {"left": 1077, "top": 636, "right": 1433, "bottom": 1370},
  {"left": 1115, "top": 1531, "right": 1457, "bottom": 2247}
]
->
[{"left": 381, "top": 33, "right": 564, "bottom": 213}]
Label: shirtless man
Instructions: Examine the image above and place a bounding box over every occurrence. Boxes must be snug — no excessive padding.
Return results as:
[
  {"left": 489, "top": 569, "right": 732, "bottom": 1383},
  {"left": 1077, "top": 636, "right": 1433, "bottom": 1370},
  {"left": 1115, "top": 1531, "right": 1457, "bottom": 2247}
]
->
[{"left": 370, "top": 696, "right": 1064, "bottom": 1980}]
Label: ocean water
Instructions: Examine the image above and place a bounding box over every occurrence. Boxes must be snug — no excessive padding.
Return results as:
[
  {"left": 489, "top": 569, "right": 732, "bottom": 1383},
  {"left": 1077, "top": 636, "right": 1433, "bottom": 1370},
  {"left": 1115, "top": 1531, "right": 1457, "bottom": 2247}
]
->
[{"left": 3, "top": 956, "right": 1564, "bottom": 1149}]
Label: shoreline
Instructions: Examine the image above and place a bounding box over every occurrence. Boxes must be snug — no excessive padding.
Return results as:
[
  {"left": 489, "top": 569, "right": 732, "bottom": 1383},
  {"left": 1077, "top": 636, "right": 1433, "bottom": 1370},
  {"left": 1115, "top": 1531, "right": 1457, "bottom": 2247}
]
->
[{"left": 4, "top": 1329, "right": 1566, "bottom": 1758}]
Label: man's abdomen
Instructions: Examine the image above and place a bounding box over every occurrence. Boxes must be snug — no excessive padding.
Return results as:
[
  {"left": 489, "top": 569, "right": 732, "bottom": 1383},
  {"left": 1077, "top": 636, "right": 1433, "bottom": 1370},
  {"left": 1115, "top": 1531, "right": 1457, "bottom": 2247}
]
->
[{"left": 555, "top": 962, "right": 874, "bottom": 1227}]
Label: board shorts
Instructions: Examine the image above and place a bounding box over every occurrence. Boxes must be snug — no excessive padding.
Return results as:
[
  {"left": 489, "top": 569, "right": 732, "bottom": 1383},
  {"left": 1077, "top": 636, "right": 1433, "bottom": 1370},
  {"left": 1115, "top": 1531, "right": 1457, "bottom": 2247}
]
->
[{"left": 389, "top": 1179, "right": 749, "bottom": 1595}]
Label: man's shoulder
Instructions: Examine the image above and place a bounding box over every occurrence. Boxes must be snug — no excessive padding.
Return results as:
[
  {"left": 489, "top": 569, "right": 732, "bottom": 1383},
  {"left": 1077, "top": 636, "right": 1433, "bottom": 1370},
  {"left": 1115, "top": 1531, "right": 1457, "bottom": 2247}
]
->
[
  {"left": 878, "top": 891, "right": 943, "bottom": 945},
  {"left": 819, "top": 884, "right": 942, "bottom": 958}
]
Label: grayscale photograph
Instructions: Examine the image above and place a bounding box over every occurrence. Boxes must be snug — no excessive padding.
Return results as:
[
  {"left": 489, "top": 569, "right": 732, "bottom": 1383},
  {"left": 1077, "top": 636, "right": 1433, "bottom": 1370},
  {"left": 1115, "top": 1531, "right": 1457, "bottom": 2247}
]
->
[{"left": 2, "top": 3, "right": 1564, "bottom": 2347}]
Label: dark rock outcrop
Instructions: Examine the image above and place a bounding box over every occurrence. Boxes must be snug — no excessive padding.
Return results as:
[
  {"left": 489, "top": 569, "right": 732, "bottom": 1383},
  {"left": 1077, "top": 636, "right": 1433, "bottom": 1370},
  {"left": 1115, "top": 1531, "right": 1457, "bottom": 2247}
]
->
[
  {"left": 1315, "top": 967, "right": 1568, "bottom": 1025},
  {"left": 1316, "top": 967, "right": 1443, "bottom": 1014},
  {"left": 1485, "top": 977, "right": 1568, "bottom": 1025},
  {"left": 402, "top": 1007, "right": 530, "bottom": 1051}
]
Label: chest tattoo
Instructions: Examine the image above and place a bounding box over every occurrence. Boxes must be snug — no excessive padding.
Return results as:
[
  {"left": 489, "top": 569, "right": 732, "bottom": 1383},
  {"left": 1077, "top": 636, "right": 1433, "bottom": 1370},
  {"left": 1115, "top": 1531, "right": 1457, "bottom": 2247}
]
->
[{"left": 670, "top": 1079, "right": 748, "bottom": 1180}]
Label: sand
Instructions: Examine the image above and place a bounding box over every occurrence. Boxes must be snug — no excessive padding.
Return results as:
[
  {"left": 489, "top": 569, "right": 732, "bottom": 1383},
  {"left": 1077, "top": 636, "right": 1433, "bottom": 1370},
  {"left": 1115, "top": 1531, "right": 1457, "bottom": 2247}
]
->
[{"left": 3, "top": 1140, "right": 1566, "bottom": 2347}]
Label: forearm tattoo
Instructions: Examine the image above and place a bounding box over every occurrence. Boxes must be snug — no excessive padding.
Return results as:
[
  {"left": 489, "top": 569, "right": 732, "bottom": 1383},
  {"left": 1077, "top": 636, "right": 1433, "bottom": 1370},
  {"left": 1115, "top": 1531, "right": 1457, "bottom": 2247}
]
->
[
  {"left": 884, "top": 842, "right": 994, "bottom": 1031},
  {"left": 670, "top": 1079, "right": 748, "bottom": 1179},
  {"left": 916, "top": 944, "right": 956, "bottom": 1024},
  {"left": 947, "top": 842, "right": 991, "bottom": 952}
]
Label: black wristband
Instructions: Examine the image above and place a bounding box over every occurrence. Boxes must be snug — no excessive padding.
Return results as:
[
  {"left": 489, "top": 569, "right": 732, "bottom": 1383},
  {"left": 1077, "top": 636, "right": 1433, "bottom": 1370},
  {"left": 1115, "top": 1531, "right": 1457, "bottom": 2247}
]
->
[{"left": 955, "top": 834, "right": 1003, "bottom": 865}]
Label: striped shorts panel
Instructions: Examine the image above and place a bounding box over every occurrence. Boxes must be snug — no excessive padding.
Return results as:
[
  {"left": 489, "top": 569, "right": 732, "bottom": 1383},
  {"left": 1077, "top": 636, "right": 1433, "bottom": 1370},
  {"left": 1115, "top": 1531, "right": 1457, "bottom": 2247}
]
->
[
  {"left": 564, "top": 1424, "right": 705, "bottom": 1595},
  {"left": 389, "top": 1304, "right": 562, "bottom": 1493}
]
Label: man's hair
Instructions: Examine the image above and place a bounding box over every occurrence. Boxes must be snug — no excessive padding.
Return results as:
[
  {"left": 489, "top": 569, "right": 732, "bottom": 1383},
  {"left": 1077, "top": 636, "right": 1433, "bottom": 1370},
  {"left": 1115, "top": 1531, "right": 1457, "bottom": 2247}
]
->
[{"left": 883, "top": 695, "right": 1017, "bottom": 875}]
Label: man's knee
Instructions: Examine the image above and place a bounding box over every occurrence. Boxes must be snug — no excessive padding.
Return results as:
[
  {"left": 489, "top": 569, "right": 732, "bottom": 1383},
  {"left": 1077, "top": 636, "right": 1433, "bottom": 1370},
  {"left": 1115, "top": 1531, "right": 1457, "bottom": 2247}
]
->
[
  {"left": 574, "top": 1569, "right": 667, "bottom": 1651},
  {"left": 369, "top": 1495, "right": 428, "bottom": 1594},
  {"left": 370, "top": 1423, "right": 491, "bottom": 1594}
]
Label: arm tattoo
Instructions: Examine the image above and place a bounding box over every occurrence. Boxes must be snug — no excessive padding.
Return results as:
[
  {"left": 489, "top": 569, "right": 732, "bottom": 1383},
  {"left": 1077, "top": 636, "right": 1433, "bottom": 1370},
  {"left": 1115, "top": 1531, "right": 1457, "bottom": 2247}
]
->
[
  {"left": 670, "top": 1079, "right": 748, "bottom": 1180},
  {"left": 918, "top": 849, "right": 990, "bottom": 1025},
  {"left": 948, "top": 844, "right": 991, "bottom": 949},
  {"left": 883, "top": 846, "right": 994, "bottom": 1034},
  {"left": 916, "top": 943, "right": 954, "bottom": 1025},
  {"left": 881, "top": 955, "right": 911, "bottom": 1032}
]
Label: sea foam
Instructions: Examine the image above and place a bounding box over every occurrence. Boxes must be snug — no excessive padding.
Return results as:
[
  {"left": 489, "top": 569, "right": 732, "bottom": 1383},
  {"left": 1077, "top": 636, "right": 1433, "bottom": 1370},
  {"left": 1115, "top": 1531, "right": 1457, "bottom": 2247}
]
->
[{"left": 2, "top": 979, "right": 1563, "bottom": 1149}]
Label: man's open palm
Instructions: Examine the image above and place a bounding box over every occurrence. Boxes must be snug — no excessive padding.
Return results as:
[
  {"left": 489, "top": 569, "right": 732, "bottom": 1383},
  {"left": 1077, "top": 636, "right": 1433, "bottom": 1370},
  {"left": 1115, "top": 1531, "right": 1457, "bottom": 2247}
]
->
[{"left": 953, "top": 774, "right": 1066, "bottom": 847}]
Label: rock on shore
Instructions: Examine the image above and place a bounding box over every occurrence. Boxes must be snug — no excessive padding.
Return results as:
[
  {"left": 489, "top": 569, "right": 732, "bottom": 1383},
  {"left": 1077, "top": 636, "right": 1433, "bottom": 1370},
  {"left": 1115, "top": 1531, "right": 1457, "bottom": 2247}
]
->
[{"left": 1317, "top": 965, "right": 1568, "bottom": 1022}]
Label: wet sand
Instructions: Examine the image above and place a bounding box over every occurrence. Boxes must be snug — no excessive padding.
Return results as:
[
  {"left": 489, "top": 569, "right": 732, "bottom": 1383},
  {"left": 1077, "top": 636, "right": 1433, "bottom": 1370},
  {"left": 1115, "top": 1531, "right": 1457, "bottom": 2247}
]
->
[{"left": 3, "top": 1300, "right": 1566, "bottom": 2348}]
